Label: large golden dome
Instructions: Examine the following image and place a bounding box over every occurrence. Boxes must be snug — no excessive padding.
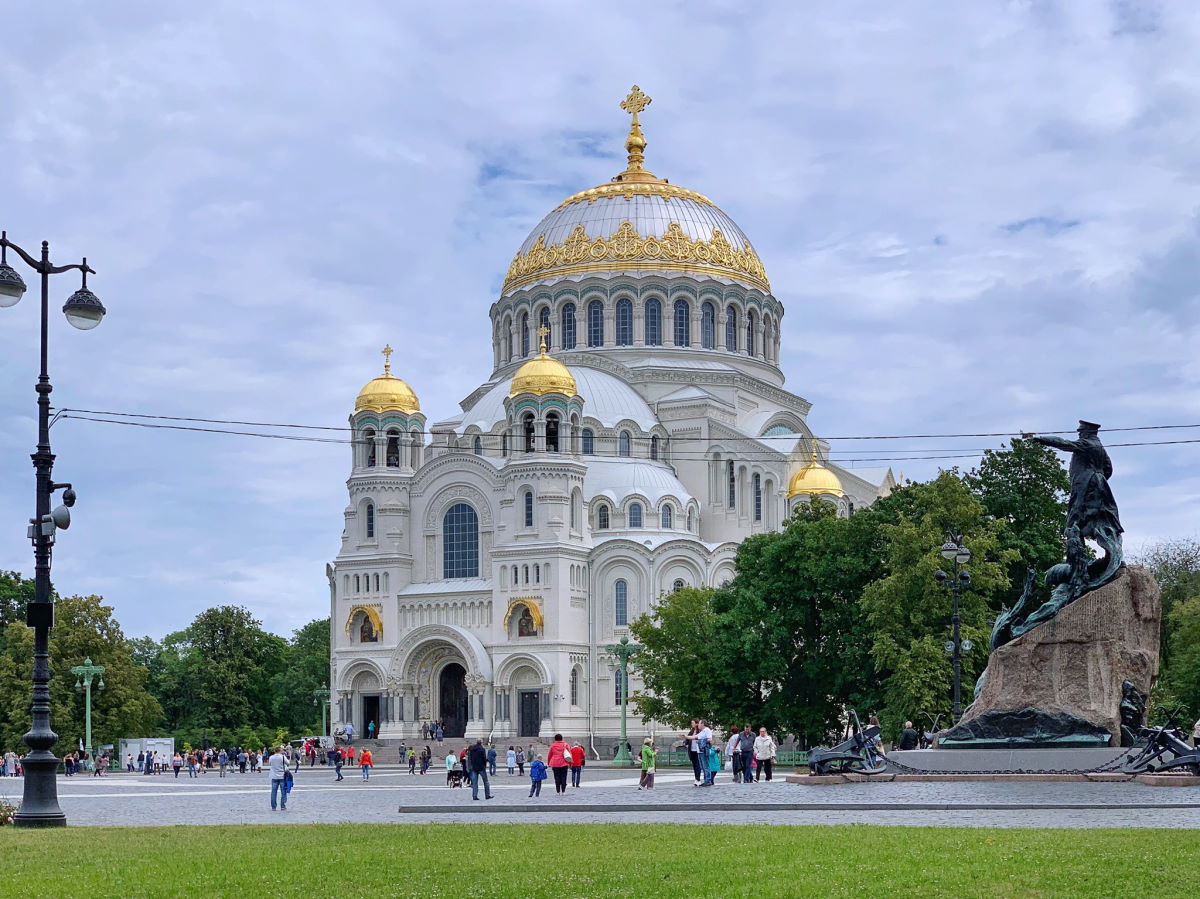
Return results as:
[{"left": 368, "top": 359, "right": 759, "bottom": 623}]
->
[
  {"left": 788, "top": 451, "right": 844, "bottom": 498},
  {"left": 510, "top": 336, "right": 577, "bottom": 397},
  {"left": 355, "top": 346, "right": 420, "bottom": 414},
  {"left": 501, "top": 86, "right": 770, "bottom": 295}
]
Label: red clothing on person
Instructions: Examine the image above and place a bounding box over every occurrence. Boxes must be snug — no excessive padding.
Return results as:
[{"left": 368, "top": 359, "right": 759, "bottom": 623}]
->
[
  {"left": 569, "top": 746, "right": 585, "bottom": 766},
  {"left": 547, "top": 740, "right": 571, "bottom": 767}
]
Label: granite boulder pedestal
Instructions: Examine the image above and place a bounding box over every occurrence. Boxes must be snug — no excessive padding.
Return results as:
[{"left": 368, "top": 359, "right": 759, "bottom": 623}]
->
[{"left": 941, "top": 566, "right": 1160, "bottom": 749}]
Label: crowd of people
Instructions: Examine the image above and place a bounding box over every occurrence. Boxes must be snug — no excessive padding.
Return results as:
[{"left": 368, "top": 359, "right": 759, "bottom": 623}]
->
[{"left": 680, "top": 720, "right": 779, "bottom": 785}]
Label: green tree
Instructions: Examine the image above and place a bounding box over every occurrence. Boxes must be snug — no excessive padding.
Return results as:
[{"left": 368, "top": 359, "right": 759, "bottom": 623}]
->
[
  {"left": 0, "top": 572, "right": 35, "bottom": 634},
  {"left": 860, "top": 472, "right": 1015, "bottom": 737},
  {"left": 0, "top": 595, "right": 162, "bottom": 753},
  {"left": 1135, "top": 539, "right": 1200, "bottom": 705},
  {"left": 1158, "top": 596, "right": 1200, "bottom": 720},
  {"left": 964, "top": 438, "right": 1068, "bottom": 601},
  {"left": 146, "top": 606, "right": 287, "bottom": 735},
  {"left": 268, "top": 618, "right": 330, "bottom": 734}
]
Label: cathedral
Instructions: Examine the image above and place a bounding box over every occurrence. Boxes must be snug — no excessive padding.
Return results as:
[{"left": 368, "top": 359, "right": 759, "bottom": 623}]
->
[{"left": 327, "top": 87, "right": 893, "bottom": 747}]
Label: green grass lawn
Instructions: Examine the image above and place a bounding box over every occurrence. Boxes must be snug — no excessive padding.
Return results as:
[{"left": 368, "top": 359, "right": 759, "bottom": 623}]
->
[{"left": 0, "top": 824, "right": 1191, "bottom": 897}]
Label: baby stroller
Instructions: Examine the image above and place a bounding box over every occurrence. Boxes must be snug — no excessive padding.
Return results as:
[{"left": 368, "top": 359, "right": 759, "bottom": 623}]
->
[{"left": 447, "top": 768, "right": 466, "bottom": 788}]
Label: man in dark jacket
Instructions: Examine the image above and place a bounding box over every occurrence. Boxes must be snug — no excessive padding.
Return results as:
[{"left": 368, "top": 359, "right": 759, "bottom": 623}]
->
[
  {"left": 898, "top": 722, "right": 919, "bottom": 751},
  {"left": 467, "top": 739, "right": 494, "bottom": 801},
  {"left": 737, "top": 725, "right": 757, "bottom": 783}
]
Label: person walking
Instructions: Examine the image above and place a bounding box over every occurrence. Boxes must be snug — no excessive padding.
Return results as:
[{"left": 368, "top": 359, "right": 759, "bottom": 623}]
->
[
  {"left": 408, "top": 748, "right": 417, "bottom": 774},
  {"left": 899, "top": 721, "right": 919, "bottom": 751},
  {"left": 547, "top": 733, "right": 571, "bottom": 795},
  {"left": 737, "top": 724, "right": 756, "bottom": 783},
  {"left": 268, "top": 745, "right": 288, "bottom": 811},
  {"left": 487, "top": 744, "right": 497, "bottom": 776},
  {"left": 360, "top": 747, "right": 373, "bottom": 781},
  {"left": 467, "top": 739, "right": 494, "bottom": 800},
  {"left": 569, "top": 742, "right": 585, "bottom": 788},
  {"left": 724, "top": 728, "right": 741, "bottom": 783},
  {"left": 343, "top": 722, "right": 355, "bottom": 746},
  {"left": 367, "top": 720, "right": 376, "bottom": 741},
  {"left": 695, "top": 720, "right": 714, "bottom": 786},
  {"left": 703, "top": 738, "right": 720, "bottom": 787},
  {"left": 435, "top": 724, "right": 444, "bottom": 744},
  {"left": 638, "top": 737, "right": 657, "bottom": 790},
  {"left": 682, "top": 720, "right": 702, "bottom": 786},
  {"left": 753, "top": 727, "right": 777, "bottom": 782},
  {"left": 506, "top": 746, "right": 516, "bottom": 775},
  {"left": 172, "top": 752, "right": 183, "bottom": 778},
  {"left": 334, "top": 748, "right": 344, "bottom": 781},
  {"left": 218, "top": 749, "right": 228, "bottom": 777},
  {"left": 515, "top": 747, "right": 525, "bottom": 776},
  {"left": 528, "top": 754, "right": 547, "bottom": 798}
]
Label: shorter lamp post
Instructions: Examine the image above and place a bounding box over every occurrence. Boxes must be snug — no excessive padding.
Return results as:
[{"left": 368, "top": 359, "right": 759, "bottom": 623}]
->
[
  {"left": 605, "top": 635, "right": 641, "bottom": 767},
  {"left": 313, "top": 687, "right": 331, "bottom": 737},
  {"left": 934, "top": 536, "right": 973, "bottom": 722},
  {"left": 70, "top": 658, "right": 105, "bottom": 760}
]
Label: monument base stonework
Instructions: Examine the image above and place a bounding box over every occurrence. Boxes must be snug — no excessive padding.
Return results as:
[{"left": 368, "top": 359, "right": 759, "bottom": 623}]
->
[{"left": 942, "top": 566, "right": 1160, "bottom": 748}]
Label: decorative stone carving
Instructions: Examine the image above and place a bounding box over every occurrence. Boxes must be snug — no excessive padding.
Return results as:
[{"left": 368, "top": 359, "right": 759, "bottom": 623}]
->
[{"left": 944, "top": 566, "right": 1160, "bottom": 747}]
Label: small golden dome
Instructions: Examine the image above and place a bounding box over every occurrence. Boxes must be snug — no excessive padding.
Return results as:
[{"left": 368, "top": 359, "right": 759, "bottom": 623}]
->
[
  {"left": 788, "top": 450, "right": 844, "bottom": 498},
  {"left": 510, "top": 331, "right": 576, "bottom": 398},
  {"left": 355, "top": 345, "right": 420, "bottom": 414}
]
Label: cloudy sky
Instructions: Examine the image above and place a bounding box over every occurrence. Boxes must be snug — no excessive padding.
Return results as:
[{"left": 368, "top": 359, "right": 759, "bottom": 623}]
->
[{"left": 2, "top": 1, "right": 1197, "bottom": 640}]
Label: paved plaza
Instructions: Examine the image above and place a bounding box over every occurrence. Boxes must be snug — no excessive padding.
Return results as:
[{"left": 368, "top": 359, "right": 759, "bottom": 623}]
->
[{"left": 16, "top": 765, "right": 1200, "bottom": 828}]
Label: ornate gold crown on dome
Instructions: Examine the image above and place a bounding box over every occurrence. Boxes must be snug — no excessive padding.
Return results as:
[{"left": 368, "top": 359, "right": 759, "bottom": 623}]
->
[
  {"left": 501, "top": 86, "right": 770, "bottom": 294},
  {"left": 510, "top": 327, "right": 577, "bottom": 397},
  {"left": 788, "top": 449, "right": 844, "bottom": 498},
  {"left": 355, "top": 345, "right": 421, "bottom": 414}
]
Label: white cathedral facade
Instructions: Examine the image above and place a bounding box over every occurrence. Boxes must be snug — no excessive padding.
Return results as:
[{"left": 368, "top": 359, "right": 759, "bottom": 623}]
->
[{"left": 328, "top": 88, "right": 893, "bottom": 745}]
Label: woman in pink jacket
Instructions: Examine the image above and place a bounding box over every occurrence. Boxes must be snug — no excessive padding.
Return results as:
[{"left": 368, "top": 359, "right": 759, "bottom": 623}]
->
[{"left": 546, "top": 733, "right": 572, "bottom": 795}]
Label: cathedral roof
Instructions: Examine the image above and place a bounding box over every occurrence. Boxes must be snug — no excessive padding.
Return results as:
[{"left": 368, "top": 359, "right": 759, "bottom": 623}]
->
[
  {"left": 355, "top": 345, "right": 420, "bottom": 414},
  {"left": 501, "top": 86, "right": 769, "bottom": 296},
  {"left": 787, "top": 450, "right": 844, "bottom": 498},
  {"left": 509, "top": 336, "right": 577, "bottom": 397},
  {"left": 584, "top": 458, "right": 695, "bottom": 508}
]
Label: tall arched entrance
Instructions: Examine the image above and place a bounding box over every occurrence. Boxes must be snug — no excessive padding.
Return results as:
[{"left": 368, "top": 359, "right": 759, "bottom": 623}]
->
[{"left": 439, "top": 662, "right": 468, "bottom": 738}]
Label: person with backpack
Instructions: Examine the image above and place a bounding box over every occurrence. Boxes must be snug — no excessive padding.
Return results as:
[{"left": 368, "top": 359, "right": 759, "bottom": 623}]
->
[
  {"left": 268, "top": 745, "right": 289, "bottom": 811},
  {"left": 528, "top": 754, "right": 547, "bottom": 797}
]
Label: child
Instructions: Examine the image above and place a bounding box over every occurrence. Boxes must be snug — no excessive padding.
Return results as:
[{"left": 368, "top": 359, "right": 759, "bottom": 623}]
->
[
  {"left": 703, "top": 741, "right": 720, "bottom": 786},
  {"left": 638, "top": 737, "right": 656, "bottom": 790},
  {"left": 528, "top": 754, "right": 547, "bottom": 797}
]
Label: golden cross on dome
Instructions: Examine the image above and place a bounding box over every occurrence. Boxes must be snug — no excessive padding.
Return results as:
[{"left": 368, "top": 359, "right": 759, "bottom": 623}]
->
[
  {"left": 620, "top": 85, "right": 652, "bottom": 120},
  {"left": 536, "top": 324, "right": 550, "bottom": 354},
  {"left": 617, "top": 85, "right": 654, "bottom": 180},
  {"left": 381, "top": 344, "right": 393, "bottom": 375}
]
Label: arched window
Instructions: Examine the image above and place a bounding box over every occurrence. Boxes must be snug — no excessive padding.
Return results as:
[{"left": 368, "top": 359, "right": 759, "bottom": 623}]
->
[
  {"left": 570, "top": 667, "right": 579, "bottom": 706},
  {"left": 746, "top": 310, "right": 756, "bottom": 356},
  {"left": 661, "top": 505, "right": 673, "bottom": 528},
  {"left": 473, "top": 435, "right": 483, "bottom": 456},
  {"left": 628, "top": 502, "right": 643, "bottom": 528},
  {"left": 587, "top": 300, "right": 604, "bottom": 347},
  {"left": 687, "top": 508, "right": 695, "bottom": 531},
  {"left": 501, "top": 431, "right": 509, "bottom": 457},
  {"left": 727, "top": 459, "right": 736, "bottom": 508},
  {"left": 597, "top": 504, "right": 610, "bottom": 530},
  {"left": 673, "top": 578, "right": 685, "bottom": 593},
  {"left": 501, "top": 566, "right": 508, "bottom": 588},
  {"left": 673, "top": 299, "right": 690, "bottom": 346},
  {"left": 442, "top": 503, "right": 479, "bottom": 579},
  {"left": 614, "top": 579, "right": 628, "bottom": 626},
  {"left": 848, "top": 500, "right": 856, "bottom": 515},
  {"left": 644, "top": 297, "right": 662, "bottom": 346},
  {"left": 650, "top": 435, "right": 659, "bottom": 461},
  {"left": 364, "top": 429, "right": 376, "bottom": 468},
  {"left": 538, "top": 306, "right": 551, "bottom": 348},
  {"left": 365, "top": 503, "right": 375, "bottom": 539},
  {"left": 520, "top": 312, "right": 530, "bottom": 357},
  {"left": 614, "top": 668, "right": 625, "bottom": 705},
  {"left": 618, "top": 431, "right": 631, "bottom": 457},
  {"left": 725, "top": 306, "right": 738, "bottom": 352},
  {"left": 374, "top": 573, "right": 380, "bottom": 592},
  {"left": 546, "top": 413, "right": 560, "bottom": 453},
  {"left": 523, "top": 413, "right": 535, "bottom": 453},
  {"left": 512, "top": 564, "right": 518, "bottom": 585},
  {"left": 386, "top": 429, "right": 400, "bottom": 467},
  {"left": 523, "top": 565, "right": 529, "bottom": 584},
  {"left": 701, "top": 301, "right": 715, "bottom": 349},
  {"left": 581, "top": 428, "right": 594, "bottom": 455},
  {"left": 523, "top": 489, "right": 534, "bottom": 528},
  {"left": 562, "top": 303, "right": 577, "bottom": 350},
  {"left": 534, "top": 564, "right": 540, "bottom": 583},
  {"left": 753, "top": 473, "right": 762, "bottom": 521},
  {"left": 615, "top": 298, "right": 633, "bottom": 346},
  {"left": 354, "top": 574, "right": 360, "bottom": 592},
  {"left": 570, "top": 489, "right": 579, "bottom": 529}
]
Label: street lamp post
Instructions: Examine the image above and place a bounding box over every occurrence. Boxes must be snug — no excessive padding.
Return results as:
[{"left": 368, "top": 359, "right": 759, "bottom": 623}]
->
[
  {"left": 604, "top": 635, "right": 641, "bottom": 767},
  {"left": 935, "top": 536, "right": 973, "bottom": 723},
  {"left": 70, "top": 658, "right": 105, "bottom": 760},
  {"left": 313, "top": 688, "right": 331, "bottom": 737},
  {"left": 1, "top": 231, "right": 106, "bottom": 828}
]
